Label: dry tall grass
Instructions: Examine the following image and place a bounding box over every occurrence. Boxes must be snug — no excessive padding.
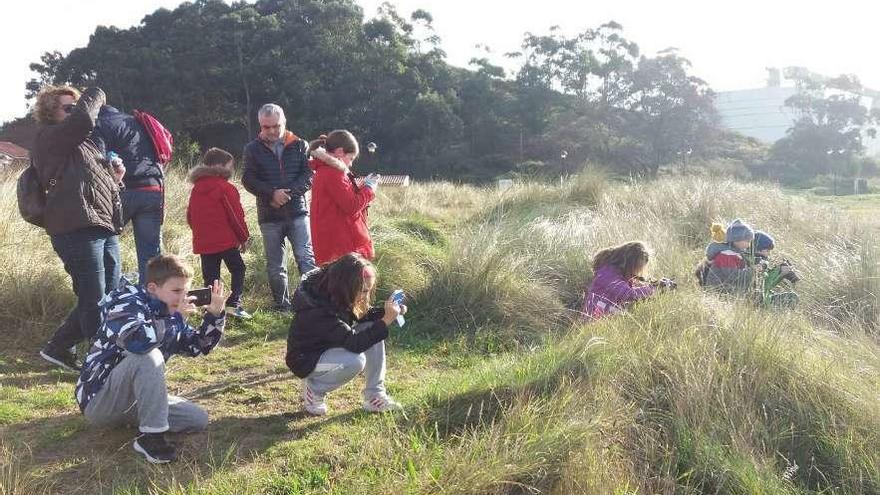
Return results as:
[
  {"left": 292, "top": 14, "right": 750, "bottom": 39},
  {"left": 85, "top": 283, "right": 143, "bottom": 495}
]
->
[{"left": 1, "top": 165, "right": 878, "bottom": 494}]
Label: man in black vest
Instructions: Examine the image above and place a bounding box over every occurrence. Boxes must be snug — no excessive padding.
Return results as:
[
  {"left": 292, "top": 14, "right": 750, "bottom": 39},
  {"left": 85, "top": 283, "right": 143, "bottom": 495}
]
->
[{"left": 242, "top": 103, "right": 316, "bottom": 311}]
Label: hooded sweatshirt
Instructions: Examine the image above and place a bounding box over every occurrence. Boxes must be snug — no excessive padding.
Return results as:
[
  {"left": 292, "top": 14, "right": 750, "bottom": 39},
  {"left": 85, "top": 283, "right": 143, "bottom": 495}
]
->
[{"left": 582, "top": 265, "right": 656, "bottom": 319}]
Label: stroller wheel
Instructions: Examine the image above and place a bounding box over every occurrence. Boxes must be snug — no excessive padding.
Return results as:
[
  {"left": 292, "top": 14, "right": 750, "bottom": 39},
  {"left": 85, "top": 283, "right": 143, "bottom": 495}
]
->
[{"left": 770, "top": 291, "right": 799, "bottom": 308}]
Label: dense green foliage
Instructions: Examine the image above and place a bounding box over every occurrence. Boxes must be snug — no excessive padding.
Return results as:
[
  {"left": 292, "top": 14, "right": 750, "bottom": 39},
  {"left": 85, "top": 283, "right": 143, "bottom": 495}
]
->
[
  {"left": 20, "top": 0, "right": 720, "bottom": 180},
  {"left": 7, "top": 0, "right": 880, "bottom": 185}
]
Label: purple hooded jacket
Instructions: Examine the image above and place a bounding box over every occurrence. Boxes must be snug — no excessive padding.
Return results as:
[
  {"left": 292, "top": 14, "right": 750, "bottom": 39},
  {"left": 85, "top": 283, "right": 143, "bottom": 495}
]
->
[{"left": 582, "top": 265, "right": 656, "bottom": 319}]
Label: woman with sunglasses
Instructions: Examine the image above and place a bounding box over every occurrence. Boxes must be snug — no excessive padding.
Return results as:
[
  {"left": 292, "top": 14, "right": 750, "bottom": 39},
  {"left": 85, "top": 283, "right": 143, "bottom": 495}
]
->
[{"left": 30, "top": 85, "right": 125, "bottom": 371}]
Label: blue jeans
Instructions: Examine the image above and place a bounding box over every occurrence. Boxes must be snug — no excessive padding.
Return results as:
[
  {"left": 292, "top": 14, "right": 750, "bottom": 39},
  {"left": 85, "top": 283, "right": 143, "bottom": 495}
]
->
[
  {"left": 48, "top": 227, "right": 121, "bottom": 350},
  {"left": 260, "top": 216, "right": 317, "bottom": 309},
  {"left": 122, "top": 189, "right": 163, "bottom": 283}
]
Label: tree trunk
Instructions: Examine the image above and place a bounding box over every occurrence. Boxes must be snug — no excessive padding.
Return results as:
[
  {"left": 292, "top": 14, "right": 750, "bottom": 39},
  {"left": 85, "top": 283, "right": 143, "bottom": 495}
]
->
[{"left": 236, "top": 32, "right": 253, "bottom": 138}]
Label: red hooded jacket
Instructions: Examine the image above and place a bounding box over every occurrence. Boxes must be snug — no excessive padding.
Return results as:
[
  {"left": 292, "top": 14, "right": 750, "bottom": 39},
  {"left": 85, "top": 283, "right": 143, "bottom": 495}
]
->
[
  {"left": 308, "top": 148, "right": 375, "bottom": 265},
  {"left": 186, "top": 165, "right": 250, "bottom": 255}
]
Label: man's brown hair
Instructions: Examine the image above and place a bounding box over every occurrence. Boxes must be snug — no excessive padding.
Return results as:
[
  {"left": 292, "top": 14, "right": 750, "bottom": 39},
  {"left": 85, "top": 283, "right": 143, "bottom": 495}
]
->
[
  {"left": 146, "top": 255, "right": 194, "bottom": 286},
  {"left": 202, "top": 147, "right": 234, "bottom": 167},
  {"left": 32, "top": 85, "right": 81, "bottom": 124}
]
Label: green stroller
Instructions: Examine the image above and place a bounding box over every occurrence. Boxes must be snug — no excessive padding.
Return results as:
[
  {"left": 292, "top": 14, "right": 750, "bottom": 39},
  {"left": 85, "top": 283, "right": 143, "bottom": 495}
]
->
[{"left": 754, "top": 258, "right": 800, "bottom": 308}]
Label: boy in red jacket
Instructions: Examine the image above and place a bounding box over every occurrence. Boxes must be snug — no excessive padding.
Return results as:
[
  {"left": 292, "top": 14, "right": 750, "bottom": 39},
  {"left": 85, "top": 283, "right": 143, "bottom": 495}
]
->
[{"left": 187, "top": 148, "right": 252, "bottom": 319}]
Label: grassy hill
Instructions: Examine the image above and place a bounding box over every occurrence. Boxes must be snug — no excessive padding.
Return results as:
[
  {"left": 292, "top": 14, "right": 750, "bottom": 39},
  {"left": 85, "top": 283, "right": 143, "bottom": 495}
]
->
[{"left": 0, "top": 166, "right": 878, "bottom": 494}]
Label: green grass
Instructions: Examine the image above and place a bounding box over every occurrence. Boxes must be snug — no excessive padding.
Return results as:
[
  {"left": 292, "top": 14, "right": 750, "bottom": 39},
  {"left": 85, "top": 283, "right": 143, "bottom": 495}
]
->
[
  {"left": 0, "top": 384, "right": 76, "bottom": 425},
  {"left": 0, "top": 167, "right": 878, "bottom": 494}
]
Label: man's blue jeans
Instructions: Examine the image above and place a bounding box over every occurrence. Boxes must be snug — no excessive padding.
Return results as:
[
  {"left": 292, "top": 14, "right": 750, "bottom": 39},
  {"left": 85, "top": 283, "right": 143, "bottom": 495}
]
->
[
  {"left": 48, "top": 227, "right": 121, "bottom": 350},
  {"left": 122, "top": 189, "right": 163, "bottom": 283},
  {"left": 260, "top": 216, "right": 317, "bottom": 310}
]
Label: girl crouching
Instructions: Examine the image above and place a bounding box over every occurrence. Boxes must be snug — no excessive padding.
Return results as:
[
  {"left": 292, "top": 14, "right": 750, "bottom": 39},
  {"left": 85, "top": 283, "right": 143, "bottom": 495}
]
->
[{"left": 286, "top": 253, "right": 405, "bottom": 415}]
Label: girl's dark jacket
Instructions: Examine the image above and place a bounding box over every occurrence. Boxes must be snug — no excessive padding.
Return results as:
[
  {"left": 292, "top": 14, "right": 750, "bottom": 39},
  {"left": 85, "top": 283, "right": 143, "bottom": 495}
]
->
[
  {"left": 31, "top": 87, "right": 123, "bottom": 236},
  {"left": 286, "top": 270, "right": 388, "bottom": 378}
]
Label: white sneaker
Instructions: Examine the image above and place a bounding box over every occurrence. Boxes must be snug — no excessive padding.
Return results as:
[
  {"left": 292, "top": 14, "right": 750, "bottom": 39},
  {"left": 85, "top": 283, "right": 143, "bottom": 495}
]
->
[
  {"left": 228, "top": 307, "right": 253, "bottom": 319},
  {"left": 302, "top": 382, "right": 327, "bottom": 416},
  {"left": 363, "top": 394, "right": 403, "bottom": 413}
]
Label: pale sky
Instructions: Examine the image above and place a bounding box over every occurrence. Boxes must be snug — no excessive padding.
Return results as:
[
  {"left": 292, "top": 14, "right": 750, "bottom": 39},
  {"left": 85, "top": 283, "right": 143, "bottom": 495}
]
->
[{"left": 2, "top": 0, "right": 879, "bottom": 124}]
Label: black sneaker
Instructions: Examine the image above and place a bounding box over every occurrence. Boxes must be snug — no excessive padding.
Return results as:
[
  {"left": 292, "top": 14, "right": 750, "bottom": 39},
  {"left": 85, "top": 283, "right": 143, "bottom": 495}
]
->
[
  {"left": 39, "top": 345, "right": 81, "bottom": 372},
  {"left": 133, "top": 433, "right": 177, "bottom": 464}
]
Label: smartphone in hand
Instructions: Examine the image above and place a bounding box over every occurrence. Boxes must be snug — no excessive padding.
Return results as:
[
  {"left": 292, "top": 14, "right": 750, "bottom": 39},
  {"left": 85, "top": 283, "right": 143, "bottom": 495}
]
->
[
  {"left": 187, "top": 287, "right": 212, "bottom": 306},
  {"left": 390, "top": 290, "right": 406, "bottom": 327},
  {"left": 391, "top": 289, "right": 405, "bottom": 305}
]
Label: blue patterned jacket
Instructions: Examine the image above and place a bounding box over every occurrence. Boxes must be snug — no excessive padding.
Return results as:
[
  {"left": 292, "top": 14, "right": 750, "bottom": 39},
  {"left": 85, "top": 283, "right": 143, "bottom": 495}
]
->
[{"left": 75, "top": 279, "right": 225, "bottom": 412}]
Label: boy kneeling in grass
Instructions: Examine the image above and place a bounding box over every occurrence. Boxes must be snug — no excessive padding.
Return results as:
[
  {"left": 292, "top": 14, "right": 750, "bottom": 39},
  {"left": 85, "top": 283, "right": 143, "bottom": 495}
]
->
[{"left": 75, "top": 255, "right": 226, "bottom": 464}]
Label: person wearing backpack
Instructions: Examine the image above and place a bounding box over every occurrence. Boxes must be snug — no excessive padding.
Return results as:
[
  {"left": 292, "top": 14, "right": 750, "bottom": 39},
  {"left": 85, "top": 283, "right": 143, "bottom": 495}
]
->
[
  {"left": 29, "top": 85, "right": 124, "bottom": 371},
  {"left": 93, "top": 104, "right": 167, "bottom": 284}
]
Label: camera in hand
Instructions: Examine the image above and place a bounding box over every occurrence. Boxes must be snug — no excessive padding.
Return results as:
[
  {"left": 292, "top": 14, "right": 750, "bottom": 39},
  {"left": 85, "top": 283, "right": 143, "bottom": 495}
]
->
[
  {"left": 776, "top": 259, "right": 800, "bottom": 284},
  {"left": 636, "top": 276, "right": 676, "bottom": 290},
  {"left": 187, "top": 287, "right": 212, "bottom": 306},
  {"left": 390, "top": 289, "right": 406, "bottom": 327}
]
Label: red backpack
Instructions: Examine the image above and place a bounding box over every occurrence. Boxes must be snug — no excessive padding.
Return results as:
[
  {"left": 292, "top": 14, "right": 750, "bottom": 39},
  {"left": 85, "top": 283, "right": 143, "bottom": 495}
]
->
[{"left": 133, "top": 109, "right": 173, "bottom": 165}]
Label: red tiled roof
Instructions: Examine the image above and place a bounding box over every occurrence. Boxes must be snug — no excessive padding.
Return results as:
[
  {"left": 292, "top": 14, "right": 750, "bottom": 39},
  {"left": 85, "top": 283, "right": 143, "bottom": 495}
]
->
[{"left": 0, "top": 141, "right": 29, "bottom": 159}]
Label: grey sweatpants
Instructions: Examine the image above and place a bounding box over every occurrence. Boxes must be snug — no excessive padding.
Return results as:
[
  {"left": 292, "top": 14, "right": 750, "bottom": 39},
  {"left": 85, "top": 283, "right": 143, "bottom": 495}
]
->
[
  {"left": 305, "top": 331, "right": 387, "bottom": 399},
  {"left": 83, "top": 348, "right": 208, "bottom": 433}
]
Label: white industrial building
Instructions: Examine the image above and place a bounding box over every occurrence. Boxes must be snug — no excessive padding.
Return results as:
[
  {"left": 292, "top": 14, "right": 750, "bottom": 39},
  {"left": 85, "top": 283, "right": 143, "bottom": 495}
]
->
[{"left": 715, "top": 68, "right": 880, "bottom": 156}]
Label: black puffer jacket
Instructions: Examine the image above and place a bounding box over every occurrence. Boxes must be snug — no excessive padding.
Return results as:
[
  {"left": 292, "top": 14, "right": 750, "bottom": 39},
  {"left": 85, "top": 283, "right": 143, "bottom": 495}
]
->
[
  {"left": 241, "top": 131, "right": 313, "bottom": 224},
  {"left": 93, "top": 105, "right": 163, "bottom": 189},
  {"left": 285, "top": 270, "right": 388, "bottom": 378},
  {"left": 31, "top": 87, "right": 123, "bottom": 236}
]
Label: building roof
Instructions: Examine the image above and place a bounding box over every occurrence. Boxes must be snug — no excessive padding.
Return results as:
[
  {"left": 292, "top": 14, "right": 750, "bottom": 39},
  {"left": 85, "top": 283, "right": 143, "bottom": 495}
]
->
[{"left": 0, "top": 141, "right": 29, "bottom": 159}]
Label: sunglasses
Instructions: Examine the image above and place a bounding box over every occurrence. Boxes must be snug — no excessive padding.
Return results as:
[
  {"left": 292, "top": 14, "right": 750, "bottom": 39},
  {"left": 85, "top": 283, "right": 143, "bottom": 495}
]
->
[
  {"left": 260, "top": 124, "right": 281, "bottom": 130},
  {"left": 62, "top": 103, "right": 76, "bottom": 114}
]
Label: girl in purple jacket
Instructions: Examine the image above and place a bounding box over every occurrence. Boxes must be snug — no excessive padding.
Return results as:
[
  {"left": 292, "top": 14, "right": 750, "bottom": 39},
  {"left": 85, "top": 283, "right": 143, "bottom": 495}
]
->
[{"left": 581, "top": 241, "right": 671, "bottom": 319}]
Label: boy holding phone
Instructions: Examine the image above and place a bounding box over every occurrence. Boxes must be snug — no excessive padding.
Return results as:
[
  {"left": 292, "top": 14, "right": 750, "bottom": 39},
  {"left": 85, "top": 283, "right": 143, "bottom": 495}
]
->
[
  {"left": 75, "top": 255, "right": 226, "bottom": 464},
  {"left": 187, "top": 286, "right": 213, "bottom": 306}
]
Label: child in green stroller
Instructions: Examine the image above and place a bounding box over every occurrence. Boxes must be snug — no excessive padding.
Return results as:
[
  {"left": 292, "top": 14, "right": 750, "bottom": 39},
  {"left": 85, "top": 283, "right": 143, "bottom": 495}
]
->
[
  {"left": 752, "top": 231, "right": 800, "bottom": 308},
  {"left": 696, "top": 224, "right": 800, "bottom": 308}
]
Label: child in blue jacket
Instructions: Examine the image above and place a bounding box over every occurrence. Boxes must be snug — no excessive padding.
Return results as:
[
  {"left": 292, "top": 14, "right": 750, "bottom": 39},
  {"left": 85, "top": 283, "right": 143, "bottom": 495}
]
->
[
  {"left": 75, "top": 255, "right": 226, "bottom": 464},
  {"left": 697, "top": 219, "right": 756, "bottom": 292}
]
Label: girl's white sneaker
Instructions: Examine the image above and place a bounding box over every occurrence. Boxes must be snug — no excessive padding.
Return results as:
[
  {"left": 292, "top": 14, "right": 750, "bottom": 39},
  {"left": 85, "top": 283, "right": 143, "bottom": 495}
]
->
[
  {"left": 363, "top": 394, "right": 402, "bottom": 413},
  {"left": 302, "top": 383, "right": 327, "bottom": 416}
]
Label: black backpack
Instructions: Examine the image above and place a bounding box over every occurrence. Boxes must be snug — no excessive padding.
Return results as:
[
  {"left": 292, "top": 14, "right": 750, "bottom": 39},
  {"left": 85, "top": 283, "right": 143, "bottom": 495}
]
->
[{"left": 16, "top": 159, "right": 52, "bottom": 227}]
